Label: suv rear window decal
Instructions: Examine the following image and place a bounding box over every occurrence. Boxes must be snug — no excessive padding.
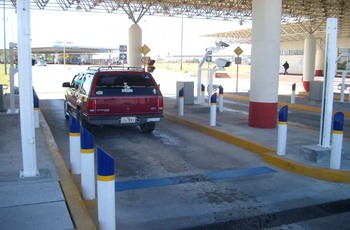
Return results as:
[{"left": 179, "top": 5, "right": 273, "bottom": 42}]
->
[{"left": 94, "top": 74, "right": 158, "bottom": 96}]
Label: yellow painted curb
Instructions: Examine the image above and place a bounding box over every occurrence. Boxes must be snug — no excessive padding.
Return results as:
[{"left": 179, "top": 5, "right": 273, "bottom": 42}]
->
[
  {"left": 164, "top": 112, "right": 350, "bottom": 183},
  {"left": 263, "top": 153, "right": 350, "bottom": 183},
  {"left": 164, "top": 113, "right": 274, "bottom": 155},
  {"left": 40, "top": 113, "right": 97, "bottom": 230}
]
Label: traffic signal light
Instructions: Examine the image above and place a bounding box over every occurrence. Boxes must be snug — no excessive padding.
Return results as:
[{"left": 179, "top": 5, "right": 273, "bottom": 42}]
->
[{"left": 147, "top": 58, "right": 156, "bottom": 72}]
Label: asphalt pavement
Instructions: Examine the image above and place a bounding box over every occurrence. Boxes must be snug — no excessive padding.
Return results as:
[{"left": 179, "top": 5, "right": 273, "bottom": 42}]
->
[{"left": 1, "top": 78, "right": 350, "bottom": 229}]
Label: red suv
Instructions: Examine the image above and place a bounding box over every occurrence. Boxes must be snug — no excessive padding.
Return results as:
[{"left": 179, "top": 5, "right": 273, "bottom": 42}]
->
[{"left": 62, "top": 66, "right": 163, "bottom": 133}]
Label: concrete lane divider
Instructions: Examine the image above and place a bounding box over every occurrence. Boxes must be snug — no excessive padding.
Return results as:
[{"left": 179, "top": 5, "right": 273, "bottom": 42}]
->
[{"left": 40, "top": 112, "right": 97, "bottom": 230}]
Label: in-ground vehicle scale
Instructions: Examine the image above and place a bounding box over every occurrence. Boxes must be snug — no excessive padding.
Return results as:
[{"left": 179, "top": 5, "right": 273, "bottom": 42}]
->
[{"left": 62, "top": 66, "right": 164, "bottom": 133}]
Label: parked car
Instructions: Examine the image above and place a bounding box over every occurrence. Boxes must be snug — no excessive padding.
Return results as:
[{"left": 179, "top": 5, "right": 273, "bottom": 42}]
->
[
  {"left": 62, "top": 66, "right": 163, "bottom": 133},
  {"left": 36, "top": 60, "right": 47, "bottom": 66}
]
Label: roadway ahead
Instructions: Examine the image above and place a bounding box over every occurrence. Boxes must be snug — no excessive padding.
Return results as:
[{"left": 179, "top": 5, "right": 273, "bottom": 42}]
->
[
  {"left": 39, "top": 97, "right": 350, "bottom": 229},
  {"left": 34, "top": 66, "right": 350, "bottom": 229}
]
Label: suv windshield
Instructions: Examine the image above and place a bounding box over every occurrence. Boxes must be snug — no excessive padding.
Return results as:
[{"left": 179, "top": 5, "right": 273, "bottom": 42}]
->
[{"left": 94, "top": 73, "right": 159, "bottom": 96}]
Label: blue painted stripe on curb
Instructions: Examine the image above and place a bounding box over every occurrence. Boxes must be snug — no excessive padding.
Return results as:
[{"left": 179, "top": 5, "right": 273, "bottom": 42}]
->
[{"left": 116, "top": 166, "right": 276, "bottom": 192}]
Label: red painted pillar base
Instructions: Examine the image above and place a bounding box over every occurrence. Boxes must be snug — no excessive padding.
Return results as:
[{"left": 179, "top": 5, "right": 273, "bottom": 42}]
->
[
  {"left": 303, "top": 81, "right": 310, "bottom": 92},
  {"left": 315, "top": 70, "right": 323, "bottom": 76},
  {"left": 248, "top": 101, "right": 277, "bottom": 128}
]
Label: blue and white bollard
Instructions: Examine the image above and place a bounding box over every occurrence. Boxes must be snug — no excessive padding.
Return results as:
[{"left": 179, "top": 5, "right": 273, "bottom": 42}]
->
[
  {"left": 218, "top": 86, "right": 224, "bottom": 112},
  {"left": 33, "top": 90, "right": 40, "bottom": 128},
  {"left": 210, "top": 93, "right": 217, "bottom": 127},
  {"left": 178, "top": 88, "right": 184, "bottom": 116},
  {"left": 330, "top": 112, "right": 344, "bottom": 170},
  {"left": 291, "top": 83, "right": 296, "bottom": 104},
  {"left": 80, "top": 127, "right": 95, "bottom": 200},
  {"left": 277, "top": 106, "right": 288, "bottom": 156},
  {"left": 69, "top": 115, "right": 81, "bottom": 174},
  {"left": 97, "top": 147, "right": 116, "bottom": 230},
  {"left": 201, "top": 84, "right": 205, "bottom": 104}
]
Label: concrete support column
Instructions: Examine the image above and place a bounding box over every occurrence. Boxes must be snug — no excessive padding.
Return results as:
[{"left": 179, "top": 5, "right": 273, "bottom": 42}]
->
[
  {"left": 315, "top": 47, "right": 325, "bottom": 76},
  {"left": 128, "top": 24, "right": 142, "bottom": 67},
  {"left": 248, "top": 0, "right": 282, "bottom": 128},
  {"left": 302, "top": 34, "right": 316, "bottom": 91},
  {"left": 17, "top": 0, "right": 38, "bottom": 177}
]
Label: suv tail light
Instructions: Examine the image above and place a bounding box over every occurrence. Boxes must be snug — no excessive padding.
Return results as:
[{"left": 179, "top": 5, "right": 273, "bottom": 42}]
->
[
  {"left": 88, "top": 99, "right": 96, "bottom": 113},
  {"left": 158, "top": 96, "right": 163, "bottom": 111}
]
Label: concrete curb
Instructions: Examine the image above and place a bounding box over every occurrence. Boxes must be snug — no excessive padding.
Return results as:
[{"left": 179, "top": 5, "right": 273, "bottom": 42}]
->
[
  {"left": 164, "top": 112, "right": 350, "bottom": 183},
  {"left": 40, "top": 112, "right": 97, "bottom": 230}
]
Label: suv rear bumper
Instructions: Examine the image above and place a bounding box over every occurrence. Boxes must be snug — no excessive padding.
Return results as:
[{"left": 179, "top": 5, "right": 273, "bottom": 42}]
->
[{"left": 84, "top": 114, "right": 163, "bottom": 126}]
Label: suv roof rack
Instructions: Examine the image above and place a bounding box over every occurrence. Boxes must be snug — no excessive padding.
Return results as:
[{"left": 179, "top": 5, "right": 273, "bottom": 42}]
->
[{"left": 87, "top": 65, "right": 145, "bottom": 72}]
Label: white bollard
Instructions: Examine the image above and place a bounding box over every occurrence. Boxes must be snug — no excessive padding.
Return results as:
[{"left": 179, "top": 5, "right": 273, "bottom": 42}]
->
[
  {"left": 277, "top": 106, "right": 288, "bottom": 156},
  {"left": 330, "top": 112, "right": 344, "bottom": 170},
  {"left": 178, "top": 88, "right": 184, "bottom": 116},
  {"left": 210, "top": 93, "right": 217, "bottom": 127},
  {"left": 97, "top": 147, "right": 116, "bottom": 230},
  {"left": 33, "top": 91, "right": 40, "bottom": 128},
  {"left": 291, "top": 83, "right": 296, "bottom": 104},
  {"left": 69, "top": 115, "right": 81, "bottom": 174},
  {"left": 277, "top": 122, "right": 287, "bottom": 156},
  {"left": 34, "top": 108, "right": 40, "bottom": 128},
  {"left": 218, "top": 86, "right": 224, "bottom": 112},
  {"left": 81, "top": 127, "right": 96, "bottom": 200},
  {"left": 201, "top": 84, "right": 205, "bottom": 104}
]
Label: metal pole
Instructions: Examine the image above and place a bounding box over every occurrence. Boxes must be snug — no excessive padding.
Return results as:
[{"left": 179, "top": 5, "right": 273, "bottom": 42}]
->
[
  {"left": 63, "top": 44, "right": 66, "bottom": 66},
  {"left": 9, "top": 42, "right": 17, "bottom": 114},
  {"left": 17, "top": 0, "right": 38, "bottom": 177},
  {"left": 236, "top": 64, "right": 239, "bottom": 93},
  {"left": 319, "top": 18, "right": 338, "bottom": 148},
  {"left": 3, "top": 0, "right": 7, "bottom": 75},
  {"left": 180, "top": 14, "right": 183, "bottom": 71}
]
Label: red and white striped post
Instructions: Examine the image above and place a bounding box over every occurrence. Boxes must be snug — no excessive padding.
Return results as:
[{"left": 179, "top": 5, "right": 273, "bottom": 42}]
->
[
  {"left": 218, "top": 86, "right": 224, "bottom": 112},
  {"left": 330, "top": 112, "right": 344, "bottom": 170},
  {"left": 210, "top": 93, "right": 217, "bottom": 127},
  {"left": 178, "top": 88, "right": 184, "bottom": 116},
  {"left": 69, "top": 115, "right": 81, "bottom": 174},
  {"left": 80, "top": 127, "right": 95, "bottom": 200},
  {"left": 97, "top": 147, "right": 116, "bottom": 230},
  {"left": 277, "top": 105, "right": 288, "bottom": 156},
  {"left": 291, "top": 83, "right": 296, "bottom": 104}
]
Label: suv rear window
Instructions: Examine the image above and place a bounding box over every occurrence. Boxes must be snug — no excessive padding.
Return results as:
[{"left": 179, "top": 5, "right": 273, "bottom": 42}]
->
[{"left": 93, "top": 73, "right": 159, "bottom": 96}]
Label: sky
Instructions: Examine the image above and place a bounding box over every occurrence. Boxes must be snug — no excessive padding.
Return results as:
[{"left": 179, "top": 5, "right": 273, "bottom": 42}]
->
[{"left": 1, "top": 8, "right": 252, "bottom": 58}]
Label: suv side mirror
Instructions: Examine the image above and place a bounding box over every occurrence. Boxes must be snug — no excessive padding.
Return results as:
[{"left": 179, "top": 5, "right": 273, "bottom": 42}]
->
[{"left": 62, "top": 82, "right": 71, "bottom": 88}]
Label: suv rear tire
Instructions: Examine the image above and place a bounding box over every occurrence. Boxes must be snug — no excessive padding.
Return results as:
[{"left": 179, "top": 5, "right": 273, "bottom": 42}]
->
[{"left": 140, "top": 122, "right": 155, "bottom": 133}]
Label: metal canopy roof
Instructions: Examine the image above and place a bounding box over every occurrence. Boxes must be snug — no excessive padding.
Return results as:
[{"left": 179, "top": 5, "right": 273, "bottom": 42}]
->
[
  {"left": 4, "top": 0, "right": 350, "bottom": 44},
  {"left": 204, "top": 20, "right": 350, "bottom": 44}
]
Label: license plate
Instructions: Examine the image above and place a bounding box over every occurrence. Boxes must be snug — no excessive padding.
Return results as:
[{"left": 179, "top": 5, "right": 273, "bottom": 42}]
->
[{"left": 121, "top": 117, "right": 137, "bottom": 124}]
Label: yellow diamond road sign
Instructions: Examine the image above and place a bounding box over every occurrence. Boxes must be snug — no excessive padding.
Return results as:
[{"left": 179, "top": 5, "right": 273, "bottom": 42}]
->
[
  {"left": 140, "top": 44, "right": 151, "bottom": 55},
  {"left": 234, "top": 46, "right": 243, "bottom": 56}
]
